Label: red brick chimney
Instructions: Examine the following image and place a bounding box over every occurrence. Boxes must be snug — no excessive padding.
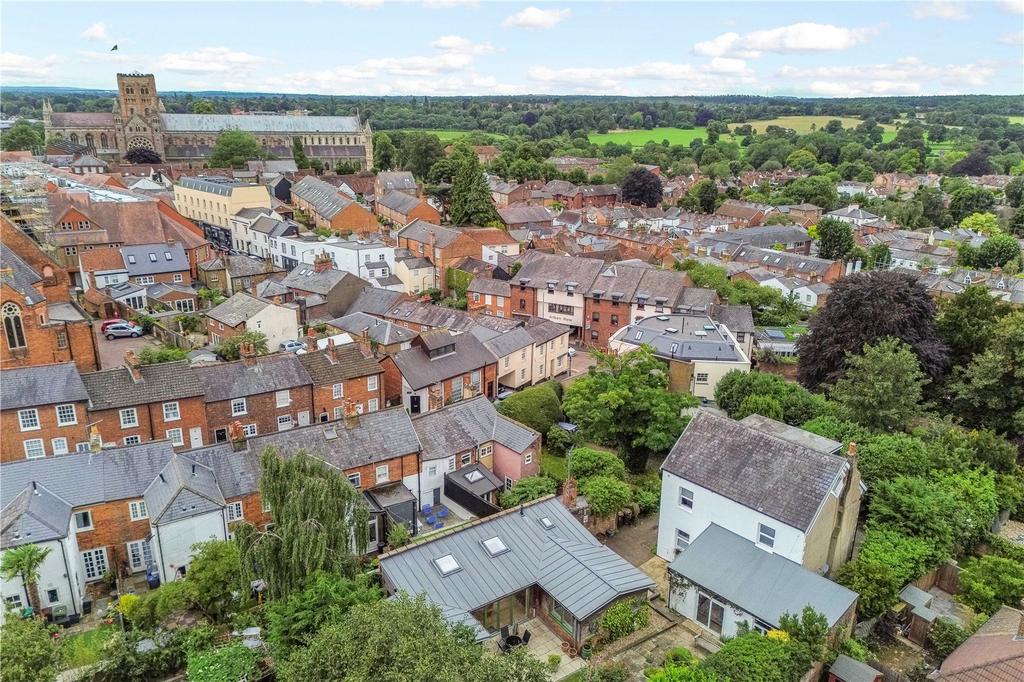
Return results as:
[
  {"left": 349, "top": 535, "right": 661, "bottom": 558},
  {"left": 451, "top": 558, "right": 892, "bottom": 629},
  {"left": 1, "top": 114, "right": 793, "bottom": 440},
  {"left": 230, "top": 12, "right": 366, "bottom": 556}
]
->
[
  {"left": 342, "top": 398, "right": 360, "bottom": 430},
  {"left": 124, "top": 350, "right": 143, "bottom": 382},
  {"left": 306, "top": 326, "right": 318, "bottom": 352},
  {"left": 239, "top": 341, "right": 257, "bottom": 367},
  {"left": 228, "top": 420, "right": 247, "bottom": 451},
  {"left": 562, "top": 476, "right": 578, "bottom": 510},
  {"left": 313, "top": 251, "right": 333, "bottom": 274}
]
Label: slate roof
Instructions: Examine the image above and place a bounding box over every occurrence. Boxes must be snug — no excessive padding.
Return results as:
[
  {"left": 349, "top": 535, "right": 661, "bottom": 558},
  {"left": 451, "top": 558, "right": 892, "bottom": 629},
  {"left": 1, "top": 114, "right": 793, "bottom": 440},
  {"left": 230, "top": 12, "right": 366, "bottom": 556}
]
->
[
  {"left": 282, "top": 265, "right": 360, "bottom": 296},
  {"left": 467, "top": 277, "right": 511, "bottom": 297},
  {"left": 399, "top": 220, "right": 463, "bottom": 248},
  {"left": 177, "top": 176, "right": 259, "bottom": 195},
  {"left": 1, "top": 483, "right": 73, "bottom": 549},
  {"left": 144, "top": 454, "right": 226, "bottom": 525},
  {"left": 738, "top": 414, "right": 841, "bottom": 455},
  {"left": 1, "top": 364, "right": 90, "bottom": 410},
  {"left": 81, "top": 360, "right": 205, "bottom": 411},
  {"left": 0, "top": 442, "right": 178, "bottom": 510},
  {"left": 663, "top": 411, "right": 846, "bottom": 531},
  {"left": 498, "top": 205, "right": 554, "bottom": 225},
  {"left": 206, "top": 292, "right": 269, "bottom": 326},
  {"left": 412, "top": 396, "right": 538, "bottom": 461},
  {"left": 710, "top": 304, "right": 756, "bottom": 335},
  {"left": 120, "top": 242, "right": 189, "bottom": 276},
  {"left": 611, "top": 314, "right": 746, "bottom": 363},
  {"left": 235, "top": 207, "right": 275, "bottom": 220},
  {"left": 380, "top": 497, "right": 655, "bottom": 629},
  {"left": 292, "top": 176, "right": 363, "bottom": 219},
  {"left": 668, "top": 524, "right": 857, "bottom": 628},
  {"left": 830, "top": 655, "right": 883, "bottom": 682},
  {"left": 297, "top": 345, "right": 382, "bottom": 384},
  {"left": 377, "top": 189, "right": 425, "bottom": 216},
  {"left": 524, "top": 318, "right": 571, "bottom": 345},
  {"left": 239, "top": 406, "right": 420, "bottom": 472},
  {"left": 345, "top": 287, "right": 407, "bottom": 316},
  {"left": 196, "top": 354, "right": 312, "bottom": 402},
  {"left": 391, "top": 331, "right": 496, "bottom": 390},
  {"left": 479, "top": 326, "right": 534, "bottom": 358},
  {"left": 249, "top": 215, "right": 294, "bottom": 237},
  {"left": 161, "top": 113, "right": 361, "bottom": 134},
  {"left": 376, "top": 171, "right": 417, "bottom": 192},
  {"left": 0, "top": 243, "right": 45, "bottom": 304},
  {"left": 732, "top": 246, "right": 836, "bottom": 276},
  {"left": 514, "top": 251, "right": 604, "bottom": 294},
  {"left": 327, "top": 311, "right": 416, "bottom": 345}
]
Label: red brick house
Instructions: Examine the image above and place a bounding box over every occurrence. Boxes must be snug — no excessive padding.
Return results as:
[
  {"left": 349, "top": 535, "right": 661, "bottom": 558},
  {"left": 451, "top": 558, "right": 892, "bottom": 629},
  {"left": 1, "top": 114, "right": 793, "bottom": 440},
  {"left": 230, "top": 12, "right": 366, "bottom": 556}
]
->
[
  {"left": 374, "top": 190, "right": 441, "bottom": 225},
  {"left": 1, "top": 364, "right": 91, "bottom": 463},
  {"left": 467, "top": 277, "right": 513, "bottom": 318},
  {"left": 297, "top": 340, "right": 385, "bottom": 424},
  {"left": 397, "top": 220, "right": 483, "bottom": 294}
]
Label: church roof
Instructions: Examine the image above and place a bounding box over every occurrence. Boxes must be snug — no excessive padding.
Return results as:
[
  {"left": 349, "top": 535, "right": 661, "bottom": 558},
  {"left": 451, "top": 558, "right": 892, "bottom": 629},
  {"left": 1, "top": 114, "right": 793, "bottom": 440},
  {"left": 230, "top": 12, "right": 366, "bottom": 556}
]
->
[
  {"left": 48, "top": 112, "right": 116, "bottom": 128},
  {"left": 160, "top": 113, "right": 362, "bottom": 134}
]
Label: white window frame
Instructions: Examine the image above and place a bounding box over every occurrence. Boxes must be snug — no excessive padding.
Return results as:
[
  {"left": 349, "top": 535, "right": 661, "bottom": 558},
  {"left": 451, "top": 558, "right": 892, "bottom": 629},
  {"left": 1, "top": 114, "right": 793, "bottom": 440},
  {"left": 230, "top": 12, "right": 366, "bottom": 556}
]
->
[
  {"left": 348, "top": 472, "right": 361, "bottom": 488},
  {"left": 695, "top": 372, "right": 709, "bottom": 385},
  {"left": 276, "top": 390, "right": 290, "bottom": 408},
  {"left": 119, "top": 407, "right": 139, "bottom": 428},
  {"left": 375, "top": 464, "right": 389, "bottom": 484},
  {"left": 231, "top": 398, "right": 247, "bottom": 416},
  {"left": 368, "top": 375, "right": 378, "bottom": 391},
  {"left": 368, "top": 398, "right": 379, "bottom": 412},
  {"left": 447, "top": 456, "right": 456, "bottom": 472},
  {"left": 242, "top": 424, "right": 257, "bottom": 437},
  {"left": 51, "top": 438, "right": 69, "bottom": 456},
  {"left": 81, "top": 547, "right": 108, "bottom": 581},
  {"left": 478, "top": 442, "right": 493, "bottom": 458},
  {"left": 23, "top": 439, "right": 45, "bottom": 459},
  {"left": 757, "top": 523, "right": 776, "bottom": 549},
  {"left": 166, "top": 428, "right": 184, "bottom": 446},
  {"left": 675, "top": 528, "right": 691, "bottom": 552},
  {"left": 74, "top": 510, "right": 94, "bottom": 531},
  {"left": 227, "top": 501, "right": 244, "bottom": 522},
  {"left": 332, "top": 383, "right": 343, "bottom": 399},
  {"left": 55, "top": 403, "right": 77, "bottom": 426},
  {"left": 162, "top": 401, "right": 180, "bottom": 422},
  {"left": 124, "top": 435, "right": 142, "bottom": 446},
  {"left": 277, "top": 414, "right": 293, "bottom": 430},
  {"left": 18, "top": 409, "right": 40, "bottom": 431},
  {"left": 525, "top": 451, "right": 534, "bottom": 465},
  {"left": 128, "top": 500, "right": 148, "bottom": 521},
  {"left": 679, "top": 487, "right": 694, "bottom": 510}
]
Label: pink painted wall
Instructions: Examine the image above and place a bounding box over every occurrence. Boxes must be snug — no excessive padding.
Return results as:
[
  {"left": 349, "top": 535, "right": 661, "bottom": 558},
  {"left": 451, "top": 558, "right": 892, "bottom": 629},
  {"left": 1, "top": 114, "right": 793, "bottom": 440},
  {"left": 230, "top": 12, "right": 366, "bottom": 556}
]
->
[{"left": 492, "top": 437, "right": 540, "bottom": 486}]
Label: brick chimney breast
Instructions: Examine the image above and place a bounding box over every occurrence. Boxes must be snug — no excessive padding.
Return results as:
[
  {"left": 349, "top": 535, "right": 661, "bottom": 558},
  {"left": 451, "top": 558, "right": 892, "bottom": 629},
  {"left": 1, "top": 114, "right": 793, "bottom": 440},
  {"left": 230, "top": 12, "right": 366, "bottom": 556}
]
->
[{"left": 124, "top": 350, "right": 143, "bottom": 382}]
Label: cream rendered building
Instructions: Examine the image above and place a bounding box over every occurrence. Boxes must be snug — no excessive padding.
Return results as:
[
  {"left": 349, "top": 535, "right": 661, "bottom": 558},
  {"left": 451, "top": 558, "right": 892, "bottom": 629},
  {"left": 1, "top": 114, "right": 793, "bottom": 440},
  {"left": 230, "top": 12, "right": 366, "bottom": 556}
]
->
[
  {"left": 174, "top": 177, "right": 272, "bottom": 233},
  {"left": 395, "top": 256, "right": 437, "bottom": 295}
]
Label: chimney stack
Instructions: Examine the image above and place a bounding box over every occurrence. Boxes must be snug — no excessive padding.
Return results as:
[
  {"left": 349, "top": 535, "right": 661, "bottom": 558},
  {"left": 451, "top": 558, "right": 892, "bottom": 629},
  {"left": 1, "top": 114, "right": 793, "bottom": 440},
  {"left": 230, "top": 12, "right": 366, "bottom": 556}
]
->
[
  {"left": 342, "top": 398, "right": 360, "bottom": 430},
  {"left": 124, "top": 350, "right": 143, "bottom": 382},
  {"left": 847, "top": 441, "right": 857, "bottom": 460},
  {"left": 562, "top": 476, "right": 578, "bottom": 510},
  {"left": 313, "top": 251, "right": 333, "bottom": 274},
  {"left": 239, "top": 341, "right": 257, "bottom": 367},
  {"left": 306, "top": 326, "right": 318, "bottom": 352},
  {"left": 228, "top": 420, "right": 247, "bottom": 452}
]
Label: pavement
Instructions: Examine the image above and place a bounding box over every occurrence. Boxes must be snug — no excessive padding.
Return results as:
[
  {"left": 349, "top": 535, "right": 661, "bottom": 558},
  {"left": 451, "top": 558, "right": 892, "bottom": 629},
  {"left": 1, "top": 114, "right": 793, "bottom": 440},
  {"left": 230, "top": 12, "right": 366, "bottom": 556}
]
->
[
  {"left": 560, "top": 347, "right": 597, "bottom": 384},
  {"left": 94, "top": 324, "right": 159, "bottom": 369}
]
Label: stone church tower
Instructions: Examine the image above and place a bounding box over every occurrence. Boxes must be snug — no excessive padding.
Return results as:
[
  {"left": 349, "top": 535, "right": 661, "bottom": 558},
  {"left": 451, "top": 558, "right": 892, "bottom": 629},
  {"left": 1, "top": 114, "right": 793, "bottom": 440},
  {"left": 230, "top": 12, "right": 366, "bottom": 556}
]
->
[{"left": 112, "top": 72, "right": 166, "bottom": 158}]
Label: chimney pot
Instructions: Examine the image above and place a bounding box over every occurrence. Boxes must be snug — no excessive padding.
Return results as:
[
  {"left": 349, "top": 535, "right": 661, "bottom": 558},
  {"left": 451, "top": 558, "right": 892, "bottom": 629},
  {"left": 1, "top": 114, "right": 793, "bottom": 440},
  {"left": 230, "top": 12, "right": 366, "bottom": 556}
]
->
[
  {"left": 847, "top": 441, "right": 857, "bottom": 458},
  {"left": 228, "top": 421, "right": 247, "bottom": 451},
  {"left": 342, "top": 398, "right": 360, "bottom": 429}
]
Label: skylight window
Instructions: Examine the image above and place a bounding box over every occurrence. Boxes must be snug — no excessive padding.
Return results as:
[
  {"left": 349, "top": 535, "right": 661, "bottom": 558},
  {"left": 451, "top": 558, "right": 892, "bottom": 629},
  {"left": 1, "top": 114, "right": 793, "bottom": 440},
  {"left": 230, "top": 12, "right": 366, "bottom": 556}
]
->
[
  {"left": 127, "top": 255, "right": 136, "bottom": 264},
  {"left": 465, "top": 470, "right": 484, "bottom": 483},
  {"left": 634, "top": 330, "right": 644, "bottom": 341},
  {"left": 149, "top": 253, "right": 158, "bottom": 262},
  {"left": 165, "top": 252, "right": 173, "bottom": 260},
  {"left": 481, "top": 536, "right": 509, "bottom": 557},
  {"left": 433, "top": 554, "right": 461, "bottom": 576},
  {"left": 539, "top": 517, "right": 555, "bottom": 530}
]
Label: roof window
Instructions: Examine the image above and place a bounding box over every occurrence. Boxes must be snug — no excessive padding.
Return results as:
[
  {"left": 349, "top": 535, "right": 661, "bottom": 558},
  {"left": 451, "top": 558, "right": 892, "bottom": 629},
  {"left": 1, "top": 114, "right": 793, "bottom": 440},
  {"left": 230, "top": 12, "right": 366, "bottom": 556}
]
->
[
  {"left": 481, "top": 536, "right": 509, "bottom": 557},
  {"left": 149, "top": 253, "right": 158, "bottom": 262},
  {"left": 165, "top": 252, "right": 173, "bottom": 260},
  {"left": 539, "top": 516, "right": 555, "bottom": 530},
  {"left": 127, "top": 255, "right": 136, "bottom": 264},
  {"left": 433, "top": 554, "right": 461, "bottom": 576},
  {"left": 465, "top": 469, "right": 484, "bottom": 483}
]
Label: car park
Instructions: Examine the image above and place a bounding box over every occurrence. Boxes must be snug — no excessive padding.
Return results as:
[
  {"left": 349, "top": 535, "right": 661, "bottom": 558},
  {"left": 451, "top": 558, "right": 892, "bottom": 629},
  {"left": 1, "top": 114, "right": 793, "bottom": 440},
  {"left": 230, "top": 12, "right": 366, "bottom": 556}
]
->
[
  {"left": 100, "top": 318, "right": 128, "bottom": 333},
  {"left": 104, "top": 323, "right": 143, "bottom": 340}
]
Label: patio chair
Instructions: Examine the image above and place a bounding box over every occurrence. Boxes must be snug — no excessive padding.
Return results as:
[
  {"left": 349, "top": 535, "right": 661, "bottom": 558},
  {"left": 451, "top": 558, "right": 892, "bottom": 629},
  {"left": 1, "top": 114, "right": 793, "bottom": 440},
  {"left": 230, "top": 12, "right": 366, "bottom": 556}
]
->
[
  {"left": 497, "top": 639, "right": 509, "bottom": 654},
  {"left": 500, "top": 625, "right": 510, "bottom": 642},
  {"left": 425, "top": 514, "right": 436, "bottom": 525},
  {"left": 434, "top": 521, "right": 444, "bottom": 529},
  {"left": 521, "top": 630, "right": 531, "bottom": 645},
  {"left": 437, "top": 507, "right": 449, "bottom": 519},
  {"left": 421, "top": 504, "right": 432, "bottom": 515}
]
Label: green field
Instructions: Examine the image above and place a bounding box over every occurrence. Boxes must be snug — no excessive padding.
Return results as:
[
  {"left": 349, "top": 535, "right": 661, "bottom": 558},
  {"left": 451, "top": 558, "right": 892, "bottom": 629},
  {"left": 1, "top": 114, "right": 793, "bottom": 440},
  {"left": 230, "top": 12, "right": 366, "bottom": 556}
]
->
[
  {"left": 1008, "top": 115, "right": 1024, "bottom": 125},
  {"left": 588, "top": 116, "right": 899, "bottom": 147},
  {"left": 395, "top": 128, "right": 506, "bottom": 142}
]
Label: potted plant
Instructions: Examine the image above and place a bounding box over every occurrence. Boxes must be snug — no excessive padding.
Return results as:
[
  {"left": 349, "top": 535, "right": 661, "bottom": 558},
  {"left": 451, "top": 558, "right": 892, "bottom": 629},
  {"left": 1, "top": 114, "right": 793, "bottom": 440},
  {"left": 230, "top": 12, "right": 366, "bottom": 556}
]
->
[
  {"left": 560, "top": 641, "right": 570, "bottom": 653},
  {"left": 547, "top": 654, "right": 561, "bottom": 673},
  {"left": 581, "top": 640, "right": 593, "bottom": 660}
]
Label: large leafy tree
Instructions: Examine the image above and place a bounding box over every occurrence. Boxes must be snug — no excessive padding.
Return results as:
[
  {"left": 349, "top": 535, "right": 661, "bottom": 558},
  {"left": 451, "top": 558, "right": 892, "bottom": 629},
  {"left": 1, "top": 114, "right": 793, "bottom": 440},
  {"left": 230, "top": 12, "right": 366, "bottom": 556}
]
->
[
  {"left": 209, "top": 128, "right": 266, "bottom": 168},
  {"left": 948, "top": 185, "right": 995, "bottom": 223},
  {"left": 621, "top": 167, "right": 663, "bottom": 207},
  {"left": 936, "top": 285, "right": 1011, "bottom": 369},
  {"left": 0, "top": 615, "right": 65, "bottom": 682},
  {"left": 292, "top": 138, "right": 310, "bottom": 169},
  {"left": 0, "top": 119, "right": 43, "bottom": 152},
  {"left": 449, "top": 145, "right": 500, "bottom": 226},
  {"left": 495, "top": 382, "right": 562, "bottom": 435},
  {"left": 400, "top": 132, "right": 445, "bottom": 179},
  {"left": 796, "top": 271, "right": 948, "bottom": 389},
  {"left": 1, "top": 544, "right": 52, "bottom": 611},
  {"left": 815, "top": 217, "right": 855, "bottom": 260},
  {"left": 372, "top": 132, "right": 397, "bottom": 171},
  {"left": 950, "top": 311, "right": 1024, "bottom": 438},
  {"left": 499, "top": 476, "right": 557, "bottom": 508},
  {"left": 830, "top": 337, "right": 928, "bottom": 433},
  {"left": 280, "top": 594, "right": 548, "bottom": 682},
  {"left": 235, "top": 449, "right": 369, "bottom": 601},
  {"left": 976, "top": 233, "right": 1021, "bottom": 268},
  {"left": 563, "top": 346, "right": 697, "bottom": 473},
  {"left": 185, "top": 540, "right": 242, "bottom": 623},
  {"left": 124, "top": 147, "right": 162, "bottom": 164}
]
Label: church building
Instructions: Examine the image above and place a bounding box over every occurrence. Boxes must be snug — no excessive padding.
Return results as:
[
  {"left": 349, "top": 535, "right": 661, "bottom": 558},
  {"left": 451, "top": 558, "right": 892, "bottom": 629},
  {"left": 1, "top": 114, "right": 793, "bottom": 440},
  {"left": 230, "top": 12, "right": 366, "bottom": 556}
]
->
[{"left": 43, "top": 72, "right": 373, "bottom": 169}]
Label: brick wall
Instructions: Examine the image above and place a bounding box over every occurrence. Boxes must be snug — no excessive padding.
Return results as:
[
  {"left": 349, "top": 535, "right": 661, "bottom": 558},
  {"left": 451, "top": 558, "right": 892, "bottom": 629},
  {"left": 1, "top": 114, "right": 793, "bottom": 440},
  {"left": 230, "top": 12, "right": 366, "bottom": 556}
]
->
[
  {"left": 205, "top": 386, "right": 314, "bottom": 442},
  {"left": 346, "top": 452, "right": 419, "bottom": 490},
  {"left": 583, "top": 297, "right": 628, "bottom": 348},
  {"left": 89, "top": 396, "right": 208, "bottom": 450},
  {"left": 1, "top": 401, "right": 90, "bottom": 463},
  {"left": 73, "top": 498, "right": 152, "bottom": 571},
  {"left": 311, "top": 373, "right": 384, "bottom": 422},
  {"left": 205, "top": 319, "right": 244, "bottom": 344},
  {"left": 513, "top": 283, "right": 537, "bottom": 318}
]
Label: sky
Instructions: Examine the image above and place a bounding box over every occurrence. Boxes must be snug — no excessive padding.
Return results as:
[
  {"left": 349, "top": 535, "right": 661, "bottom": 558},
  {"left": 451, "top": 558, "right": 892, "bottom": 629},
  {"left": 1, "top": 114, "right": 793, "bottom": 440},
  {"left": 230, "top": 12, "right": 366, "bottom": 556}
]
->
[{"left": 1, "top": 1, "right": 1022, "bottom": 98}]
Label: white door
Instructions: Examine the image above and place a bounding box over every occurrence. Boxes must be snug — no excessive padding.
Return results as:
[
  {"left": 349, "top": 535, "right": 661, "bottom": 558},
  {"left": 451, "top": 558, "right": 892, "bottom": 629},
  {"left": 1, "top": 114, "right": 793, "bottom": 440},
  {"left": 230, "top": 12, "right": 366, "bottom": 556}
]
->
[
  {"left": 189, "top": 427, "right": 203, "bottom": 448},
  {"left": 297, "top": 411, "right": 310, "bottom": 427},
  {"left": 126, "top": 540, "right": 153, "bottom": 572},
  {"left": 81, "top": 548, "right": 109, "bottom": 581}
]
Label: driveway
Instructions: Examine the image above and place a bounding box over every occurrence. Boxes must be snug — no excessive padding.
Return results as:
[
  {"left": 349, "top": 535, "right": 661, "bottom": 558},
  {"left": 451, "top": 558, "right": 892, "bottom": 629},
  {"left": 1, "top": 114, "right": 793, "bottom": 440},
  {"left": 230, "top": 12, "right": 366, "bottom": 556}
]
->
[
  {"left": 94, "top": 324, "right": 159, "bottom": 369},
  {"left": 559, "top": 347, "right": 597, "bottom": 384}
]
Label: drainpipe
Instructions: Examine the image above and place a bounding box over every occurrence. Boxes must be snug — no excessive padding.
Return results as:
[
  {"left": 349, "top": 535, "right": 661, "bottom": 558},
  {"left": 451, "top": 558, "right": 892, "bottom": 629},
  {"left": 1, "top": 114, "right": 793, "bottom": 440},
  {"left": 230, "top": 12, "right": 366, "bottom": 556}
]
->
[
  {"left": 59, "top": 540, "right": 78, "bottom": 616},
  {"left": 155, "top": 525, "right": 166, "bottom": 583}
]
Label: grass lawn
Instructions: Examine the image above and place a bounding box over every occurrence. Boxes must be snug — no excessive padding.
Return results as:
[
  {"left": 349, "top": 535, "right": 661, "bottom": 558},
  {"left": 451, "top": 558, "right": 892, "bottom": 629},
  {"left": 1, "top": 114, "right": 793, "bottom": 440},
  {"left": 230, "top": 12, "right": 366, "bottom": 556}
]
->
[
  {"left": 540, "top": 449, "right": 568, "bottom": 482},
  {"left": 1007, "top": 115, "right": 1024, "bottom": 125},
  {"left": 395, "top": 128, "right": 507, "bottom": 142},
  {"left": 63, "top": 623, "right": 116, "bottom": 668}
]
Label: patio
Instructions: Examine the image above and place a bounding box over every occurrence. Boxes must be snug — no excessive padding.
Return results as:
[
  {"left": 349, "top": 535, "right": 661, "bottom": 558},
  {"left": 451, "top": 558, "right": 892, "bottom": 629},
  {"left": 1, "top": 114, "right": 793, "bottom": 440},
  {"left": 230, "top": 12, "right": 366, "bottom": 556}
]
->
[
  {"left": 414, "top": 502, "right": 471, "bottom": 537},
  {"left": 484, "top": 617, "right": 587, "bottom": 680}
]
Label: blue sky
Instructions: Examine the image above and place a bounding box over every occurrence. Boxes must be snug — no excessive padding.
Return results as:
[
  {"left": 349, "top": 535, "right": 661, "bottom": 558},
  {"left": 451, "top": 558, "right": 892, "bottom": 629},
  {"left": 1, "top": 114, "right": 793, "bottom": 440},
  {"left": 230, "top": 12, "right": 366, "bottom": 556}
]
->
[{"left": 2, "top": 1, "right": 1022, "bottom": 97}]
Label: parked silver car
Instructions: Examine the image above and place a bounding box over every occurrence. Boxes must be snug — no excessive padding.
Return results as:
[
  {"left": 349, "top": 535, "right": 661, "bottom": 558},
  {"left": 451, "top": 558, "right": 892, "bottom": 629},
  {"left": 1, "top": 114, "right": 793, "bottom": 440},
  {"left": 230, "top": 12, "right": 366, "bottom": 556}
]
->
[
  {"left": 104, "top": 322, "right": 143, "bottom": 340},
  {"left": 279, "top": 340, "right": 306, "bottom": 353}
]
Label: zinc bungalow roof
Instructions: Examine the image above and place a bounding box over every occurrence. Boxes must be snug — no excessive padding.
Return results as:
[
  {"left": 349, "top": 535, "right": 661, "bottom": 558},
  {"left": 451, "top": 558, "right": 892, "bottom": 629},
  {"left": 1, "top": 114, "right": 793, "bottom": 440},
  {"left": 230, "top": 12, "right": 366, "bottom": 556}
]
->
[
  {"left": 379, "top": 497, "right": 654, "bottom": 625},
  {"left": 662, "top": 410, "right": 846, "bottom": 531}
]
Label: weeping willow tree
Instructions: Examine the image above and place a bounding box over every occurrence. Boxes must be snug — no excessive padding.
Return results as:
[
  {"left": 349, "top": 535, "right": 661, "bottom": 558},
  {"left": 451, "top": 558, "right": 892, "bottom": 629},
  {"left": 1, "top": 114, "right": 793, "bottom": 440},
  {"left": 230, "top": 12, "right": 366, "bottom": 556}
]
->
[{"left": 236, "top": 447, "right": 370, "bottom": 601}]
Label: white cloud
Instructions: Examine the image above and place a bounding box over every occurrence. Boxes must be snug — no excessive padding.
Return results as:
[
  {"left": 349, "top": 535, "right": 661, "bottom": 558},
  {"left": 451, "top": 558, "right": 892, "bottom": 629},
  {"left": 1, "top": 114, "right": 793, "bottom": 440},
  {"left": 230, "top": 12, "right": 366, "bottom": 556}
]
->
[
  {"left": 1, "top": 52, "right": 61, "bottom": 82},
  {"left": 429, "top": 35, "right": 497, "bottom": 55},
  {"left": 81, "top": 22, "right": 110, "bottom": 41},
  {"left": 157, "top": 47, "right": 267, "bottom": 75},
  {"left": 339, "top": 0, "right": 384, "bottom": 7},
  {"left": 423, "top": 0, "right": 479, "bottom": 7},
  {"left": 694, "top": 22, "right": 876, "bottom": 58},
  {"left": 503, "top": 7, "right": 570, "bottom": 29},
  {"left": 911, "top": 1, "right": 969, "bottom": 20},
  {"left": 776, "top": 56, "right": 997, "bottom": 96},
  {"left": 526, "top": 59, "right": 755, "bottom": 95},
  {"left": 998, "top": 0, "right": 1024, "bottom": 13},
  {"left": 998, "top": 30, "right": 1024, "bottom": 44}
]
